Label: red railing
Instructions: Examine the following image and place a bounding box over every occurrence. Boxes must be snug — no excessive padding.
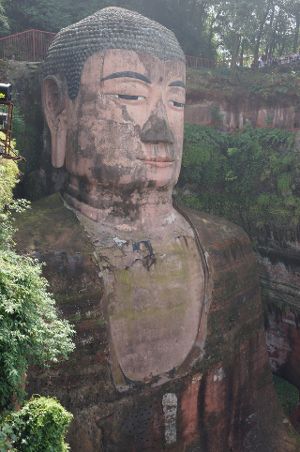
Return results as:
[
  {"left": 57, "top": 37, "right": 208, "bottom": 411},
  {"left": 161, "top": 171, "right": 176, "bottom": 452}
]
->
[
  {"left": 0, "top": 29, "right": 56, "bottom": 61},
  {"left": 0, "top": 30, "right": 222, "bottom": 69}
]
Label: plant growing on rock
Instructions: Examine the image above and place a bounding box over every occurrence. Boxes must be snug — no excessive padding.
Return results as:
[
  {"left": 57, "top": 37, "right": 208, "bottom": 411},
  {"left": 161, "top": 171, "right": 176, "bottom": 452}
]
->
[
  {"left": 0, "top": 397, "right": 73, "bottom": 452},
  {"left": 0, "top": 157, "right": 75, "bottom": 411},
  {"left": 0, "top": 152, "right": 74, "bottom": 451},
  {"left": 178, "top": 124, "right": 300, "bottom": 236}
]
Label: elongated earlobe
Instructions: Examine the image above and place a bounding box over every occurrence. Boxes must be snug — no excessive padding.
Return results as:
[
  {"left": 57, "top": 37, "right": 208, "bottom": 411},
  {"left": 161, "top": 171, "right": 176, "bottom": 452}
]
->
[
  {"left": 52, "top": 116, "right": 67, "bottom": 168},
  {"left": 42, "top": 76, "right": 67, "bottom": 168}
]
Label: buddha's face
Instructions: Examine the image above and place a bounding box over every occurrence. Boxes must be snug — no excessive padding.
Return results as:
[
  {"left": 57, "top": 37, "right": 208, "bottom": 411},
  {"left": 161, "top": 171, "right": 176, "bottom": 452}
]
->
[{"left": 61, "top": 49, "right": 186, "bottom": 196}]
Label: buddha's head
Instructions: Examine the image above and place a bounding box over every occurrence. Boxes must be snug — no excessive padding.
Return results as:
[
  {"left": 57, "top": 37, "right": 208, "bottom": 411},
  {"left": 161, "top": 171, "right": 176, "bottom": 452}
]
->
[{"left": 42, "top": 7, "right": 186, "bottom": 210}]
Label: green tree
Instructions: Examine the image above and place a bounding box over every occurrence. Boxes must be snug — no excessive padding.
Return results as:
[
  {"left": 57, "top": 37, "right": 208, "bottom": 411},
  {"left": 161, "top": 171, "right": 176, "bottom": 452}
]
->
[
  {"left": 211, "top": 0, "right": 255, "bottom": 67},
  {"left": 3, "top": 0, "right": 216, "bottom": 58},
  {"left": 0, "top": 0, "right": 8, "bottom": 35},
  {"left": 0, "top": 156, "right": 74, "bottom": 412},
  {"left": 3, "top": 0, "right": 300, "bottom": 64},
  {"left": 4, "top": 0, "right": 73, "bottom": 32},
  {"left": 283, "top": 0, "right": 300, "bottom": 52},
  {"left": 179, "top": 125, "right": 300, "bottom": 233},
  {"left": 1, "top": 397, "right": 73, "bottom": 452}
]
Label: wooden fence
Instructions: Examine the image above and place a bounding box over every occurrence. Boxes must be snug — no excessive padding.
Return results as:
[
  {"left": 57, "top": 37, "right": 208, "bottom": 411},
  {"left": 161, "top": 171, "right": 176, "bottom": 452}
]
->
[{"left": 0, "top": 29, "right": 56, "bottom": 61}]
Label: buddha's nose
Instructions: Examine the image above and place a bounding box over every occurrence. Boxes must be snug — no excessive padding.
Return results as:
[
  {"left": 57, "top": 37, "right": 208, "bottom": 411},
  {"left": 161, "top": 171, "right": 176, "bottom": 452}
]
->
[{"left": 140, "top": 113, "right": 175, "bottom": 144}]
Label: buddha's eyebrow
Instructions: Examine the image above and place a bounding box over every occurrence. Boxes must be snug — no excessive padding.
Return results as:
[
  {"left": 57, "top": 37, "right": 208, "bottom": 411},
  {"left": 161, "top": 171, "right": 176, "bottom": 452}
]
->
[
  {"left": 101, "top": 71, "right": 151, "bottom": 84},
  {"left": 169, "top": 80, "right": 186, "bottom": 88}
]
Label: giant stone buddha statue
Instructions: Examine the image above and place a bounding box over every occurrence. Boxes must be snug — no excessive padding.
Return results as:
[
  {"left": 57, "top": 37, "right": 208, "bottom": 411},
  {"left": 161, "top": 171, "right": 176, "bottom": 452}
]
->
[{"left": 15, "top": 7, "right": 295, "bottom": 452}]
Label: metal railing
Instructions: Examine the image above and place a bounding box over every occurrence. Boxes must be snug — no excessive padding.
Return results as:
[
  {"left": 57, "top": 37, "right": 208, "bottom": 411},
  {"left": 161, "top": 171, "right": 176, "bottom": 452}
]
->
[
  {"left": 0, "top": 29, "right": 235, "bottom": 70},
  {"left": 0, "top": 29, "right": 56, "bottom": 62},
  {"left": 186, "top": 55, "right": 217, "bottom": 69}
]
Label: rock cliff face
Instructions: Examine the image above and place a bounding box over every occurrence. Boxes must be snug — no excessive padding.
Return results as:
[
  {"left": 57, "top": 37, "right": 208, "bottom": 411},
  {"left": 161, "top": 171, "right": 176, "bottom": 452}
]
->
[
  {"left": 2, "top": 61, "right": 44, "bottom": 177},
  {"left": 257, "top": 230, "right": 300, "bottom": 392},
  {"left": 184, "top": 66, "right": 300, "bottom": 131},
  {"left": 15, "top": 195, "right": 295, "bottom": 452},
  {"left": 185, "top": 97, "right": 300, "bottom": 131},
  {"left": 184, "top": 76, "right": 300, "bottom": 415},
  {"left": 7, "top": 60, "right": 300, "bottom": 448},
  {"left": 0, "top": 61, "right": 63, "bottom": 199}
]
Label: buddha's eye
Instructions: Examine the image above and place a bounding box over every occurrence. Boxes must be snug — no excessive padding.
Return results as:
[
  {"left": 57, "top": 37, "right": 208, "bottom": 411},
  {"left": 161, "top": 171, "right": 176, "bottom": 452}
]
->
[
  {"left": 170, "top": 100, "right": 185, "bottom": 108},
  {"left": 116, "top": 94, "right": 145, "bottom": 101}
]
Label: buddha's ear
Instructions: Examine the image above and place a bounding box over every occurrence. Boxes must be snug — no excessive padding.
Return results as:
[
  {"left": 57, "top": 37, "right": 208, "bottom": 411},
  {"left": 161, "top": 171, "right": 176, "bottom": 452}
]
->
[{"left": 42, "top": 76, "right": 67, "bottom": 168}]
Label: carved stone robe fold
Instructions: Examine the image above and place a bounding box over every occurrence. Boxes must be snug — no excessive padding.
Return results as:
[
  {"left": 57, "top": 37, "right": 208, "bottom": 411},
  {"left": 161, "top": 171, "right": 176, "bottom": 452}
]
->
[{"left": 15, "top": 194, "right": 293, "bottom": 452}]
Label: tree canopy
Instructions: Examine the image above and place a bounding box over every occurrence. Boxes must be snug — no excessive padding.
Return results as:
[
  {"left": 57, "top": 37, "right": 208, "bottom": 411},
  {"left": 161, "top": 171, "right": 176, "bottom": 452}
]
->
[{"left": 1, "top": 0, "right": 299, "bottom": 64}]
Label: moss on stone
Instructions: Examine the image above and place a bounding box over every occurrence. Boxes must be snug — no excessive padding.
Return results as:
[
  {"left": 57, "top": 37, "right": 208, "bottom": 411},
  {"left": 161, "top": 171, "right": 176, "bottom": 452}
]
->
[{"left": 15, "top": 193, "right": 95, "bottom": 256}]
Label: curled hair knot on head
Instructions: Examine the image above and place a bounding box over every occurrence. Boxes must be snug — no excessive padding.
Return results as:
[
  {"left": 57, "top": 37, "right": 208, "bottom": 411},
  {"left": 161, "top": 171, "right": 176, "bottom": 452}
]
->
[{"left": 43, "top": 7, "right": 185, "bottom": 100}]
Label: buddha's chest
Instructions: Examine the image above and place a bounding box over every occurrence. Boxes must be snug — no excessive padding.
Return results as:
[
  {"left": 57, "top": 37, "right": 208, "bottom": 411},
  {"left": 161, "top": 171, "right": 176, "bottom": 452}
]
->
[{"left": 97, "top": 235, "right": 205, "bottom": 383}]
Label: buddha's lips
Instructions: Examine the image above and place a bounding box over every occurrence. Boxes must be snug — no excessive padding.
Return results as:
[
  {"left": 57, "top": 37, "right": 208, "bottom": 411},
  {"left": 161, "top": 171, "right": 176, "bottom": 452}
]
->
[{"left": 138, "top": 158, "right": 175, "bottom": 167}]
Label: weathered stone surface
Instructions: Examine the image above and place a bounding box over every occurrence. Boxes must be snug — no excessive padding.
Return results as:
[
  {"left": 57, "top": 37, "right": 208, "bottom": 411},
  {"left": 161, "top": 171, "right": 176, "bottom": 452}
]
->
[
  {"left": 0, "top": 60, "right": 68, "bottom": 199},
  {"left": 5, "top": 61, "right": 44, "bottom": 175},
  {"left": 185, "top": 98, "right": 300, "bottom": 130},
  {"left": 257, "top": 233, "right": 300, "bottom": 392},
  {"left": 13, "top": 6, "right": 299, "bottom": 450},
  {"left": 15, "top": 194, "right": 295, "bottom": 452},
  {"left": 106, "top": 233, "right": 204, "bottom": 382}
]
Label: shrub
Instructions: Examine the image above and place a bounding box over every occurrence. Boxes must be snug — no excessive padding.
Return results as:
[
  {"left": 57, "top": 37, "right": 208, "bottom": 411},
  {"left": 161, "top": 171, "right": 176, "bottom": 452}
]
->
[
  {"left": 0, "top": 249, "right": 75, "bottom": 411},
  {"left": 178, "top": 124, "right": 299, "bottom": 234},
  {"left": 273, "top": 375, "right": 299, "bottom": 417},
  {"left": 0, "top": 154, "right": 19, "bottom": 210},
  {"left": 0, "top": 397, "right": 73, "bottom": 452},
  {"left": 0, "top": 153, "right": 74, "bottom": 412},
  {"left": 0, "top": 135, "right": 74, "bottom": 452}
]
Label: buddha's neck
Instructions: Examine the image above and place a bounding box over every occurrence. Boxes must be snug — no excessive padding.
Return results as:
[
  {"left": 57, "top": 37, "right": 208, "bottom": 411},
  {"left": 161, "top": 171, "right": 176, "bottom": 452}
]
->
[{"left": 62, "top": 183, "right": 178, "bottom": 234}]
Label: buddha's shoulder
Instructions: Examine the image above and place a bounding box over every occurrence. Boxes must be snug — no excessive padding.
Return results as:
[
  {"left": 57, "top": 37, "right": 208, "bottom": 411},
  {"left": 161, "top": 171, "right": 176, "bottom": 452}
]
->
[
  {"left": 177, "top": 204, "right": 253, "bottom": 260},
  {"left": 14, "top": 193, "right": 93, "bottom": 255}
]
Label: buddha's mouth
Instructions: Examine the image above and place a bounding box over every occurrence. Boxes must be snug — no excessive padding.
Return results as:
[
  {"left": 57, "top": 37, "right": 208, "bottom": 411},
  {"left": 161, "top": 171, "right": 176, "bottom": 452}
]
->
[{"left": 138, "top": 157, "right": 175, "bottom": 167}]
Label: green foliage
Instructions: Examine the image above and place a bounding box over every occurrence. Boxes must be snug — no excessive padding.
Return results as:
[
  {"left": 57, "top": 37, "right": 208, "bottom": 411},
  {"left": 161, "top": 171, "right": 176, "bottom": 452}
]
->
[
  {"left": 179, "top": 124, "right": 299, "bottom": 233},
  {"left": 0, "top": 156, "right": 75, "bottom": 412},
  {"left": 248, "top": 70, "right": 300, "bottom": 103},
  {"left": 0, "top": 141, "right": 74, "bottom": 450},
  {"left": 0, "top": 156, "right": 26, "bottom": 247},
  {"left": 210, "top": 105, "right": 224, "bottom": 126},
  {"left": 0, "top": 249, "right": 75, "bottom": 411},
  {"left": 0, "top": 158, "right": 19, "bottom": 210},
  {"left": 2, "top": 0, "right": 299, "bottom": 63},
  {"left": 273, "top": 375, "right": 299, "bottom": 417},
  {"left": 12, "top": 106, "right": 26, "bottom": 145},
  {"left": 0, "top": 0, "right": 8, "bottom": 35},
  {"left": 0, "top": 397, "right": 72, "bottom": 451},
  {"left": 3, "top": 0, "right": 216, "bottom": 58},
  {"left": 187, "top": 66, "right": 300, "bottom": 107}
]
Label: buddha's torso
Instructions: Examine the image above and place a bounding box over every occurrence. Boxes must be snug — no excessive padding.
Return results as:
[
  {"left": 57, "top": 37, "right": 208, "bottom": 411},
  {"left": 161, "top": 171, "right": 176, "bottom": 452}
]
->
[
  {"left": 15, "top": 195, "right": 284, "bottom": 452},
  {"left": 79, "top": 213, "right": 205, "bottom": 383}
]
